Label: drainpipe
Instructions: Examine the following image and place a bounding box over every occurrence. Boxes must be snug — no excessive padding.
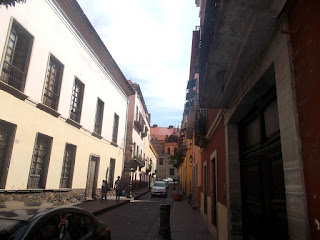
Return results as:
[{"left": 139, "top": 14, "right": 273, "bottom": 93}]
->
[{"left": 121, "top": 98, "right": 130, "bottom": 179}]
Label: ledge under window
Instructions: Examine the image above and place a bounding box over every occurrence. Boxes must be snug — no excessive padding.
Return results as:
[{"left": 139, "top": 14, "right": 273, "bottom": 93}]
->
[
  {"left": 36, "top": 103, "right": 61, "bottom": 117},
  {"left": 0, "top": 80, "right": 28, "bottom": 100},
  {"left": 66, "top": 118, "right": 82, "bottom": 129},
  {"left": 111, "top": 142, "right": 118, "bottom": 147},
  {"left": 0, "top": 189, "right": 72, "bottom": 193},
  {"left": 92, "top": 132, "right": 103, "bottom": 139}
]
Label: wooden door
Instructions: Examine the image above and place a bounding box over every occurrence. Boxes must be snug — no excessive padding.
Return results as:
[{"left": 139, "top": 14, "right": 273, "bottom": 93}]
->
[
  {"left": 86, "top": 155, "right": 99, "bottom": 199},
  {"left": 240, "top": 88, "right": 288, "bottom": 239}
]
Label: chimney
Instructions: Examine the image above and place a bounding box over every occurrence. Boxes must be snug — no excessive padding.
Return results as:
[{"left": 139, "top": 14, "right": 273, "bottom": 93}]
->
[
  {"left": 152, "top": 124, "right": 158, "bottom": 128},
  {"left": 168, "top": 125, "right": 173, "bottom": 129}
]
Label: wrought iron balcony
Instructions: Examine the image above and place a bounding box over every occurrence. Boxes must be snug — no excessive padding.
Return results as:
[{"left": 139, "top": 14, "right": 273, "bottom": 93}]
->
[
  {"left": 134, "top": 114, "right": 145, "bottom": 132},
  {"left": 199, "top": 0, "right": 217, "bottom": 92},
  {"left": 186, "top": 106, "right": 196, "bottom": 139},
  {"left": 133, "top": 154, "right": 145, "bottom": 167},
  {"left": 195, "top": 109, "right": 207, "bottom": 148},
  {"left": 1, "top": 60, "right": 25, "bottom": 91}
]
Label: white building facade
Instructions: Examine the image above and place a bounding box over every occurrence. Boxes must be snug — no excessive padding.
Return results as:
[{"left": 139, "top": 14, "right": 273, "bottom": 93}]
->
[{"left": 0, "top": 0, "right": 134, "bottom": 200}]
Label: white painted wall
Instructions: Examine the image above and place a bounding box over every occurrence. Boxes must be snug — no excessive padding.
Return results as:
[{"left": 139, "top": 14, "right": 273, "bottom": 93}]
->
[
  {"left": 0, "top": 0, "right": 128, "bottom": 146},
  {"left": 0, "top": 0, "right": 129, "bottom": 190}
]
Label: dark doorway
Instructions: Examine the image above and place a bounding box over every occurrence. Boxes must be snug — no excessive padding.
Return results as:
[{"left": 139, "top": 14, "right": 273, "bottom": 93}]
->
[
  {"left": 240, "top": 87, "right": 288, "bottom": 239},
  {"left": 108, "top": 158, "right": 116, "bottom": 188},
  {"left": 211, "top": 158, "right": 217, "bottom": 226},
  {"left": 86, "top": 155, "right": 100, "bottom": 199},
  {"left": 204, "top": 165, "right": 207, "bottom": 214}
]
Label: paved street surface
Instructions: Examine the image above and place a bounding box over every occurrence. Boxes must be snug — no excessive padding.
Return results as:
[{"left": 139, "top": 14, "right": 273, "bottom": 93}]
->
[
  {"left": 0, "top": 186, "right": 213, "bottom": 240},
  {"left": 93, "top": 185, "right": 214, "bottom": 240},
  {"left": 171, "top": 200, "right": 213, "bottom": 240}
]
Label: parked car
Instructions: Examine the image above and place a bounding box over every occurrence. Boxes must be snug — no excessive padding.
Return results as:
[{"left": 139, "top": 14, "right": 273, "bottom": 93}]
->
[
  {"left": 163, "top": 177, "right": 174, "bottom": 188},
  {"left": 162, "top": 178, "right": 169, "bottom": 188},
  {"left": 151, "top": 181, "right": 167, "bottom": 197},
  {"left": 165, "top": 177, "right": 174, "bottom": 182},
  {"left": 0, "top": 206, "right": 111, "bottom": 240}
]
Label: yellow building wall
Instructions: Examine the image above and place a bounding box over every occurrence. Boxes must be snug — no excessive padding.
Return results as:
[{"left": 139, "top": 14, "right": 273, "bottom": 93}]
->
[
  {"left": 179, "top": 138, "right": 193, "bottom": 196},
  {"left": 1, "top": 91, "right": 125, "bottom": 190}
]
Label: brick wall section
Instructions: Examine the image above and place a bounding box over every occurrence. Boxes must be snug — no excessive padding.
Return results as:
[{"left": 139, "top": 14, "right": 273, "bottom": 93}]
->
[
  {"left": 288, "top": 0, "right": 320, "bottom": 238},
  {"left": 201, "top": 116, "right": 226, "bottom": 206}
]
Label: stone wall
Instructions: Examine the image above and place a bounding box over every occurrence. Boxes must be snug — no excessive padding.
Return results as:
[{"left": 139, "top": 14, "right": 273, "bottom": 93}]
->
[{"left": 0, "top": 188, "right": 117, "bottom": 204}]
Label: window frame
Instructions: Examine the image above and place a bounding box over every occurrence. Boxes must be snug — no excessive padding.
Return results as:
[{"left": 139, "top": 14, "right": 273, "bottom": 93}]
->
[
  {"left": 0, "top": 119, "right": 16, "bottom": 189},
  {"left": 27, "top": 133, "right": 53, "bottom": 189},
  {"left": 59, "top": 143, "right": 77, "bottom": 189},
  {"left": 112, "top": 113, "right": 119, "bottom": 144},
  {"left": 41, "top": 54, "right": 64, "bottom": 111},
  {"left": 69, "top": 78, "right": 85, "bottom": 123},
  {"left": 0, "top": 18, "right": 34, "bottom": 92},
  {"left": 159, "top": 158, "right": 164, "bottom": 165},
  {"left": 93, "top": 98, "right": 104, "bottom": 135}
]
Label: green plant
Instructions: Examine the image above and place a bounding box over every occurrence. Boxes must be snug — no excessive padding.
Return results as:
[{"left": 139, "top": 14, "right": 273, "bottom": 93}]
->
[
  {"left": 0, "top": 0, "right": 26, "bottom": 7},
  {"left": 168, "top": 152, "right": 184, "bottom": 170}
]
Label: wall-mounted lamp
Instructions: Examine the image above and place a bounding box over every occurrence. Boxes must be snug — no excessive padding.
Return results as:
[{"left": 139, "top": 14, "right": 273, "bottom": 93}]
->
[{"left": 189, "top": 154, "right": 193, "bottom": 163}]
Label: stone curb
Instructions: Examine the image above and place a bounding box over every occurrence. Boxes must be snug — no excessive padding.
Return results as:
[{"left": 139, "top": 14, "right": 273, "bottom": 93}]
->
[
  {"left": 133, "top": 189, "right": 150, "bottom": 200},
  {"left": 92, "top": 200, "right": 130, "bottom": 216},
  {"left": 91, "top": 189, "right": 150, "bottom": 216}
]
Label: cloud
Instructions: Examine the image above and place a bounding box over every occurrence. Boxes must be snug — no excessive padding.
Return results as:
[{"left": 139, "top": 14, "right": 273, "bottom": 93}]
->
[{"left": 77, "top": 0, "right": 199, "bottom": 126}]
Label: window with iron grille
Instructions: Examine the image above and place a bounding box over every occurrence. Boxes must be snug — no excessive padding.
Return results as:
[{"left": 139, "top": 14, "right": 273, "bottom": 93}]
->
[
  {"left": 60, "top": 144, "right": 76, "bottom": 188},
  {"left": 0, "top": 19, "right": 33, "bottom": 91},
  {"left": 94, "top": 98, "right": 104, "bottom": 135},
  {"left": 170, "top": 168, "right": 175, "bottom": 176},
  {"left": 42, "top": 55, "right": 63, "bottom": 110},
  {"left": 0, "top": 120, "right": 16, "bottom": 189},
  {"left": 70, "top": 78, "right": 84, "bottom": 123},
  {"left": 27, "top": 133, "right": 53, "bottom": 189},
  {"left": 112, "top": 113, "right": 119, "bottom": 143}
]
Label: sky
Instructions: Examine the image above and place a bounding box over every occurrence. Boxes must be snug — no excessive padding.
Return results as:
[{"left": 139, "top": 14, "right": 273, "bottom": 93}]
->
[{"left": 77, "top": 0, "right": 200, "bottom": 128}]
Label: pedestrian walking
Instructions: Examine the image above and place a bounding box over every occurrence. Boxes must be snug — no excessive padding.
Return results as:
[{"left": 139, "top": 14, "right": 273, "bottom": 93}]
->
[
  {"left": 101, "top": 180, "right": 108, "bottom": 201},
  {"left": 115, "top": 176, "right": 122, "bottom": 201}
]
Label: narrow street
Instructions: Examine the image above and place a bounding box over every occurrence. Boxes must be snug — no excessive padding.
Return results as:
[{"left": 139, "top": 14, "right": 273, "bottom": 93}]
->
[
  {"left": 96, "top": 187, "right": 174, "bottom": 240},
  {"left": 95, "top": 185, "right": 214, "bottom": 240}
]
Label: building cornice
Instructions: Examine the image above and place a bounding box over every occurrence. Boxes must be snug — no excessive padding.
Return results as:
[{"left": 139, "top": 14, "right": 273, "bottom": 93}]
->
[{"left": 47, "top": 0, "right": 134, "bottom": 100}]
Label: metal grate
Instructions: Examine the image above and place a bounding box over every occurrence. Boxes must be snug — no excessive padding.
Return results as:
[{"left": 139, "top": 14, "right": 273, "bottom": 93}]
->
[
  {"left": 27, "top": 134, "right": 52, "bottom": 189},
  {"left": 112, "top": 113, "right": 119, "bottom": 143},
  {"left": 195, "top": 109, "right": 208, "bottom": 147},
  {"left": 199, "top": 0, "right": 219, "bottom": 91},
  {"left": 70, "top": 79, "right": 84, "bottom": 123},
  {"left": 43, "top": 56, "right": 63, "bottom": 110},
  {"left": 94, "top": 99, "right": 104, "bottom": 135},
  {"left": 60, "top": 144, "right": 76, "bottom": 188},
  {"left": 1, "top": 22, "right": 32, "bottom": 91}
]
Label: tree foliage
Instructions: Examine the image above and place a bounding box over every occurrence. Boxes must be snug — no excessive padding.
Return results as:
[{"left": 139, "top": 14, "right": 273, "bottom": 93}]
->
[
  {"left": 169, "top": 152, "right": 184, "bottom": 170},
  {"left": 0, "top": 0, "right": 26, "bottom": 7}
]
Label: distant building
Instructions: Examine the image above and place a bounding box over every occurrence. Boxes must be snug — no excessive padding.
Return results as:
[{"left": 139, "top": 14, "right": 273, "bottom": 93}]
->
[
  {"left": 123, "top": 81, "right": 156, "bottom": 193},
  {"left": 151, "top": 125, "right": 179, "bottom": 181},
  {"left": 0, "top": 0, "right": 134, "bottom": 201}
]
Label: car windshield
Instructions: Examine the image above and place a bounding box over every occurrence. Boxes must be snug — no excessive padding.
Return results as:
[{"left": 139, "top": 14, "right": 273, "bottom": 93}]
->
[
  {"left": 154, "top": 182, "right": 165, "bottom": 187},
  {"left": 0, "top": 219, "right": 27, "bottom": 238}
]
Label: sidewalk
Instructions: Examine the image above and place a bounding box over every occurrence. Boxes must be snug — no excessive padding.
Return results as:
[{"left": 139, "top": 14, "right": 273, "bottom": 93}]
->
[
  {"left": 75, "top": 187, "right": 150, "bottom": 216},
  {"left": 170, "top": 199, "right": 214, "bottom": 240}
]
